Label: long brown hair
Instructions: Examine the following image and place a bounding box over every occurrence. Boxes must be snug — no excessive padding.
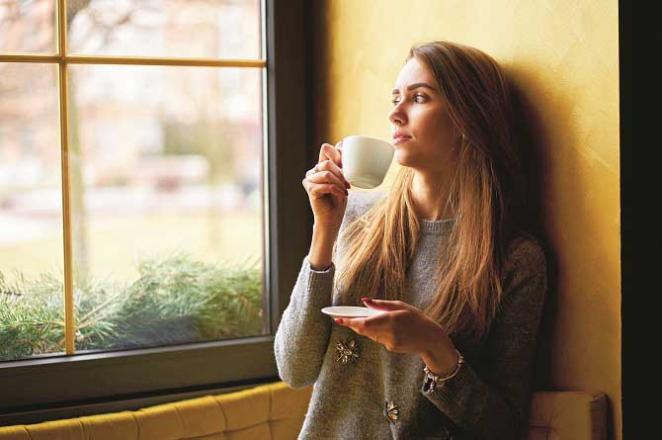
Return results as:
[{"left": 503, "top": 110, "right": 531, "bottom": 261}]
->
[{"left": 335, "top": 41, "right": 527, "bottom": 340}]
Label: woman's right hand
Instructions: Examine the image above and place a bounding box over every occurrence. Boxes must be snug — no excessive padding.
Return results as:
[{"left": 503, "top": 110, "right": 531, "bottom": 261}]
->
[{"left": 302, "top": 142, "right": 351, "bottom": 236}]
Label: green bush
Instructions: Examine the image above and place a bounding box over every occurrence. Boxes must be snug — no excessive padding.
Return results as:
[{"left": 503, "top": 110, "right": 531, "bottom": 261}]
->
[{"left": 0, "top": 253, "right": 263, "bottom": 361}]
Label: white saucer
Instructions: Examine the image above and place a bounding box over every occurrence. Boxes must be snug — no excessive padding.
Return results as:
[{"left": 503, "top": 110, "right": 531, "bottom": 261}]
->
[{"left": 321, "top": 306, "right": 384, "bottom": 318}]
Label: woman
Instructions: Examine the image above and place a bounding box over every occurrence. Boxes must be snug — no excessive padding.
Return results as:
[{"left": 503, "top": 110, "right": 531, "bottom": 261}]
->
[{"left": 274, "top": 41, "right": 547, "bottom": 440}]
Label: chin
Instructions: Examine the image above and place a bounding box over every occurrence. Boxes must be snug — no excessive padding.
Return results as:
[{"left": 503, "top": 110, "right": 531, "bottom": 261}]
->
[{"left": 394, "top": 149, "right": 417, "bottom": 168}]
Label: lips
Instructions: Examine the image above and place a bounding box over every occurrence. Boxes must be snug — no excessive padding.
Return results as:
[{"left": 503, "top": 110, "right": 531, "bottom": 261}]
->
[{"left": 393, "top": 133, "right": 412, "bottom": 144}]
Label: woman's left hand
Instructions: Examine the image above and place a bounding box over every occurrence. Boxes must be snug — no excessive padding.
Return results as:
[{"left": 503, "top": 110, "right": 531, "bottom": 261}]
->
[{"left": 334, "top": 298, "right": 457, "bottom": 370}]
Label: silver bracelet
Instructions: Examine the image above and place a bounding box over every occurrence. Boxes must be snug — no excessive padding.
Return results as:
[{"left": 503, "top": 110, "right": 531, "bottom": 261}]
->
[{"left": 422, "top": 349, "right": 465, "bottom": 393}]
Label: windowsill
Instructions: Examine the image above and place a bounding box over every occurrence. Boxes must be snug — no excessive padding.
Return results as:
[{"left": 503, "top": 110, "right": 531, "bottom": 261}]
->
[
  {"left": 0, "top": 372, "right": 279, "bottom": 426},
  {"left": 0, "top": 335, "right": 278, "bottom": 423}
]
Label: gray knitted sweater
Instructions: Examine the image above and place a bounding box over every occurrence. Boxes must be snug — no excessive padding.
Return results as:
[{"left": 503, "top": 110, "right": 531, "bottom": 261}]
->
[{"left": 274, "top": 191, "right": 547, "bottom": 440}]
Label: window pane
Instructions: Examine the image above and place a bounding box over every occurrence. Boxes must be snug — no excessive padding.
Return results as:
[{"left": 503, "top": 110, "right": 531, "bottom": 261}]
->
[
  {"left": 67, "top": 65, "right": 266, "bottom": 353},
  {"left": 68, "top": 0, "right": 262, "bottom": 59},
  {"left": 0, "top": 63, "right": 64, "bottom": 362},
  {"left": 0, "top": 0, "right": 56, "bottom": 54}
]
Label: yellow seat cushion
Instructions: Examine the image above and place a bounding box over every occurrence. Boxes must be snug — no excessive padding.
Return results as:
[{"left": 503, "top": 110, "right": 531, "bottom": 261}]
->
[
  {"left": 0, "top": 382, "right": 604, "bottom": 440},
  {"left": 78, "top": 412, "right": 139, "bottom": 440},
  {"left": 0, "top": 382, "right": 310, "bottom": 440},
  {"left": 526, "top": 390, "right": 607, "bottom": 440},
  {"left": 8, "top": 419, "right": 84, "bottom": 440}
]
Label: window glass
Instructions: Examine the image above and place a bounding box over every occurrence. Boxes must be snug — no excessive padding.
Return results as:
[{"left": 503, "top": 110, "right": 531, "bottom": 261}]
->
[
  {"left": 0, "top": 63, "right": 64, "bottom": 361},
  {"left": 67, "top": 64, "right": 266, "bottom": 352},
  {"left": 0, "top": 0, "right": 56, "bottom": 54},
  {"left": 68, "top": 0, "right": 262, "bottom": 59}
]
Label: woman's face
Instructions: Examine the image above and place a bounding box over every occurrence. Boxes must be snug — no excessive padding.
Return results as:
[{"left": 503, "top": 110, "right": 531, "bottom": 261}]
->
[{"left": 388, "top": 57, "right": 461, "bottom": 172}]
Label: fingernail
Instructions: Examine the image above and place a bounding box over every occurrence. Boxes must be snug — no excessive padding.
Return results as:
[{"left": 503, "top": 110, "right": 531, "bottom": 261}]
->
[
  {"left": 361, "top": 297, "right": 370, "bottom": 302},
  {"left": 334, "top": 318, "right": 343, "bottom": 324}
]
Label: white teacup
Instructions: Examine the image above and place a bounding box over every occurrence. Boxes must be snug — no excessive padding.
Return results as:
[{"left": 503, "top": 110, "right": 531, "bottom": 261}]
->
[{"left": 341, "top": 136, "right": 394, "bottom": 189}]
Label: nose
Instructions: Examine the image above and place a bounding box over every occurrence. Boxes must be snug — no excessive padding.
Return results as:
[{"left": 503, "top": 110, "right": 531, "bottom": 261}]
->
[{"left": 388, "top": 101, "right": 407, "bottom": 126}]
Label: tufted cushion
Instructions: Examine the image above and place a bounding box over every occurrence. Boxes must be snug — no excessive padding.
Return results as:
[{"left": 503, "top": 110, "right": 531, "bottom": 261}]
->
[
  {"left": 0, "top": 383, "right": 605, "bottom": 439},
  {"left": 526, "top": 390, "right": 607, "bottom": 440},
  {"left": 0, "top": 382, "right": 311, "bottom": 440}
]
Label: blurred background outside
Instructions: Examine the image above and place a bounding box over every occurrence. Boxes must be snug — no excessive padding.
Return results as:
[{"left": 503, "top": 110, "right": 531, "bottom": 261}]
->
[{"left": 0, "top": 0, "right": 267, "bottom": 360}]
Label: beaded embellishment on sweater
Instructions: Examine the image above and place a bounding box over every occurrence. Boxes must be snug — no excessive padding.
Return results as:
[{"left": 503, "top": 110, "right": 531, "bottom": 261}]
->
[
  {"left": 335, "top": 338, "right": 360, "bottom": 365},
  {"left": 384, "top": 401, "right": 400, "bottom": 423}
]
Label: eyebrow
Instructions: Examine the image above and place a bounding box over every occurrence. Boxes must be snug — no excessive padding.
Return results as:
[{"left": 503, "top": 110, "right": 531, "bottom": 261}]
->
[{"left": 392, "top": 82, "right": 437, "bottom": 95}]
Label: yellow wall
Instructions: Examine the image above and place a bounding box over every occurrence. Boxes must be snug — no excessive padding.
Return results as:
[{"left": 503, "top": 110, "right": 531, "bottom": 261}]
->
[{"left": 311, "top": 1, "right": 621, "bottom": 439}]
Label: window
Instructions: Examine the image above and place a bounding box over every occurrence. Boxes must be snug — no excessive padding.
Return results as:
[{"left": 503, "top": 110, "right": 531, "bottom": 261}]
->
[{"left": 0, "top": 0, "right": 311, "bottom": 424}]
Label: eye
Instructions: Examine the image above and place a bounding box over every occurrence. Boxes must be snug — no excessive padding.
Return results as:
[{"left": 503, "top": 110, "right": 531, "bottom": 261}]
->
[{"left": 391, "top": 93, "right": 427, "bottom": 105}]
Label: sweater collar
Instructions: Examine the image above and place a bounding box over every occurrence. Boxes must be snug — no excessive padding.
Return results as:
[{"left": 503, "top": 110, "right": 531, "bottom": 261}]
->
[{"left": 419, "top": 217, "right": 455, "bottom": 235}]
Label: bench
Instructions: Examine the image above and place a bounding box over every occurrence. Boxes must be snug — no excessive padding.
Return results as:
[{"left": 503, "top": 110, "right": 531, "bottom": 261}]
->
[{"left": 0, "top": 381, "right": 607, "bottom": 439}]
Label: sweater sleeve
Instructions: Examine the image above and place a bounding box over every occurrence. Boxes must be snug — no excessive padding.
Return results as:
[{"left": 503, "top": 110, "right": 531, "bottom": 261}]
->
[
  {"left": 420, "top": 236, "right": 548, "bottom": 439},
  {"left": 273, "top": 255, "right": 336, "bottom": 389},
  {"left": 273, "top": 191, "right": 385, "bottom": 389}
]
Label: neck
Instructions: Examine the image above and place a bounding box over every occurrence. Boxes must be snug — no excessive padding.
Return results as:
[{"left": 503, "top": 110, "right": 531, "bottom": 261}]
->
[{"left": 411, "top": 170, "right": 455, "bottom": 221}]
